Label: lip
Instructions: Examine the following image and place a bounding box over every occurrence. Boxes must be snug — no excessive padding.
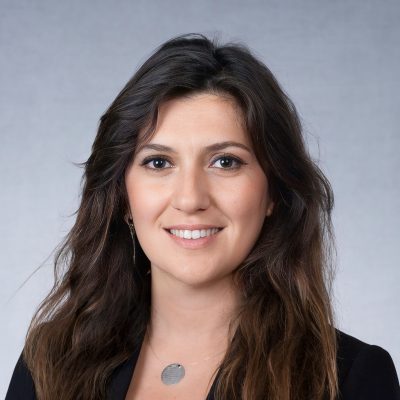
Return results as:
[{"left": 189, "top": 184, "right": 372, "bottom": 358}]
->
[
  {"left": 164, "top": 227, "right": 224, "bottom": 249},
  {"left": 164, "top": 224, "right": 224, "bottom": 230}
]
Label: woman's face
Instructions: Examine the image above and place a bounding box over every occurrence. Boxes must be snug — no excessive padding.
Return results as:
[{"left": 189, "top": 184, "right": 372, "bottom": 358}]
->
[{"left": 125, "top": 93, "right": 274, "bottom": 288}]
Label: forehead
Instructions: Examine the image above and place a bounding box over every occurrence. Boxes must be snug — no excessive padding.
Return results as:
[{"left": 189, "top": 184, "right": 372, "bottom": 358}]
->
[{"left": 137, "top": 93, "right": 250, "bottom": 150}]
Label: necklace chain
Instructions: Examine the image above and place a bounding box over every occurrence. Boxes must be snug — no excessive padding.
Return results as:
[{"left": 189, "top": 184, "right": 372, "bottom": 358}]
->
[{"left": 145, "top": 329, "right": 227, "bottom": 367}]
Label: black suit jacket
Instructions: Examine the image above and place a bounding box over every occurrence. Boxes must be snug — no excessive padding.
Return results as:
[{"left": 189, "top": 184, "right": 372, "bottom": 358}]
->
[{"left": 5, "top": 328, "right": 400, "bottom": 399}]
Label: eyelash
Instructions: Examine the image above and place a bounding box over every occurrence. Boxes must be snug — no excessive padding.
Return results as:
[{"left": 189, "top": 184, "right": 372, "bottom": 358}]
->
[{"left": 140, "top": 153, "right": 246, "bottom": 172}]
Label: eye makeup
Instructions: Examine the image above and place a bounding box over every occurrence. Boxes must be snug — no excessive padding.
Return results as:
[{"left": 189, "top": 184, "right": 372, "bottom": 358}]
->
[{"left": 139, "top": 153, "right": 247, "bottom": 172}]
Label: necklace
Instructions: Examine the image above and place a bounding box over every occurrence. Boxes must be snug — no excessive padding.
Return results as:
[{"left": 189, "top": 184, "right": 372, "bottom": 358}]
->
[{"left": 145, "top": 329, "right": 227, "bottom": 385}]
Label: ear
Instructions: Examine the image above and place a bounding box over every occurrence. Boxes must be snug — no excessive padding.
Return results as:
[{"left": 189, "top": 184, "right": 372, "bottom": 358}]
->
[
  {"left": 266, "top": 201, "right": 274, "bottom": 217},
  {"left": 124, "top": 211, "right": 132, "bottom": 224}
]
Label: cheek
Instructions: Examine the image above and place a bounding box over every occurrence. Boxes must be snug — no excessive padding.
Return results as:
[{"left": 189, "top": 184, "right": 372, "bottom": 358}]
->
[
  {"left": 129, "top": 185, "right": 155, "bottom": 214},
  {"left": 222, "top": 172, "right": 268, "bottom": 222},
  {"left": 125, "top": 170, "right": 165, "bottom": 224}
]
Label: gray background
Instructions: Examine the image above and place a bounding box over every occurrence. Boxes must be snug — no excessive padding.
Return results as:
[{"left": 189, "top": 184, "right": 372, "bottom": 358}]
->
[{"left": 1, "top": 0, "right": 399, "bottom": 396}]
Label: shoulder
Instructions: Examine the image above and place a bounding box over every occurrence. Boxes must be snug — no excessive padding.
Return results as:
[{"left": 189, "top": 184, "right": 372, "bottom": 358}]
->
[
  {"left": 5, "top": 351, "right": 36, "bottom": 400},
  {"left": 335, "top": 328, "right": 400, "bottom": 399}
]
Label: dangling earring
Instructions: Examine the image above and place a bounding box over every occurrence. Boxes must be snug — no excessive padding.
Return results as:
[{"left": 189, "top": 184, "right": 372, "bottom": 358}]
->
[{"left": 127, "top": 217, "right": 136, "bottom": 265}]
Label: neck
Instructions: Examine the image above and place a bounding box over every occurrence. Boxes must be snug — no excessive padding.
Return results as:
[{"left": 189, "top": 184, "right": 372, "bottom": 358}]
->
[{"left": 147, "top": 266, "right": 241, "bottom": 353}]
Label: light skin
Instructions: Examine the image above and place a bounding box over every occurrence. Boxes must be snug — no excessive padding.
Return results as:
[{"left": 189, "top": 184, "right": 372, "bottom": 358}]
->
[{"left": 124, "top": 93, "right": 274, "bottom": 367}]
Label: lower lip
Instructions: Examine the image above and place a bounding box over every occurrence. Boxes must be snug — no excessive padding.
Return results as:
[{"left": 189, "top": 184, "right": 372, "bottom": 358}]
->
[{"left": 164, "top": 229, "right": 223, "bottom": 249}]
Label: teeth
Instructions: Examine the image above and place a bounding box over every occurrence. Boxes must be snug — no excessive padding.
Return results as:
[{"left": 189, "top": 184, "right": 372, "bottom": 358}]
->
[{"left": 169, "top": 228, "right": 221, "bottom": 239}]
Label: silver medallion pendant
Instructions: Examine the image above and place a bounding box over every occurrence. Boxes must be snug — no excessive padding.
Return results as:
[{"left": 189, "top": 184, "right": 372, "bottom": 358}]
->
[{"left": 161, "top": 363, "right": 185, "bottom": 385}]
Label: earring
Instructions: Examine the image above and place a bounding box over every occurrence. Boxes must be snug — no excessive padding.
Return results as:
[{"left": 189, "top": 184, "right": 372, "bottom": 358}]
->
[
  {"left": 127, "top": 216, "right": 151, "bottom": 275},
  {"left": 127, "top": 217, "right": 136, "bottom": 265}
]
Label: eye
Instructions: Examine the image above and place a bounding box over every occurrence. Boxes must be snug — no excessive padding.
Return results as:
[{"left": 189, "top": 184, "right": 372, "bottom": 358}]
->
[
  {"left": 140, "top": 156, "right": 173, "bottom": 171},
  {"left": 211, "top": 154, "right": 245, "bottom": 170},
  {"left": 140, "top": 154, "right": 246, "bottom": 172}
]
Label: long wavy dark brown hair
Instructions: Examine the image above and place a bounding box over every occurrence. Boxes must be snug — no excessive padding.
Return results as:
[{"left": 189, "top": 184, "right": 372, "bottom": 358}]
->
[{"left": 22, "top": 32, "right": 338, "bottom": 400}]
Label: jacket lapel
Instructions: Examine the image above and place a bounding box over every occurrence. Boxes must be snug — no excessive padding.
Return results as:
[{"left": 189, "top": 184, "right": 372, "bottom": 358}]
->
[
  {"left": 107, "top": 348, "right": 140, "bottom": 400},
  {"left": 106, "top": 342, "right": 220, "bottom": 400}
]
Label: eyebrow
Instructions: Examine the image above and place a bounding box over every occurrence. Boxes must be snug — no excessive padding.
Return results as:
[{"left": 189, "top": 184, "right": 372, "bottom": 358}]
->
[{"left": 136, "top": 141, "right": 252, "bottom": 155}]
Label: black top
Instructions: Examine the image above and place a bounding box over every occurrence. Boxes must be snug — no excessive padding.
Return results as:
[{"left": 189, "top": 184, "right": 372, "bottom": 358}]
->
[{"left": 5, "top": 328, "right": 400, "bottom": 399}]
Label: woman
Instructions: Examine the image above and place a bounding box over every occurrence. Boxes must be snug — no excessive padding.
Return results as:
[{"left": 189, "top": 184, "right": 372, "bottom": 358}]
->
[{"left": 6, "top": 33, "right": 400, "bottom": 400}]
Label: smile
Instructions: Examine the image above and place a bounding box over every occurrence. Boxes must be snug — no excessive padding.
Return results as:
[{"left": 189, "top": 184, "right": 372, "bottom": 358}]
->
[
  {"left": 164, "top": 228, "right": 224, "bottom": 249},
  {"left": 168, "top": 228, "right": 222, "bottom": 239}
]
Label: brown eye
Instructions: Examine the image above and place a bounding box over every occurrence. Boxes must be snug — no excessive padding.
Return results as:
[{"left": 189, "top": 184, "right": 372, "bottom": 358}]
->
[
  {"left": 211, "top": 155, "right": 245, "bottom": 170},
  {"left": 141, "top": 156, "right": 173, "bottom": 171},
  {"left": 140, "top": 154, "right": 246, "bottom": 172}
]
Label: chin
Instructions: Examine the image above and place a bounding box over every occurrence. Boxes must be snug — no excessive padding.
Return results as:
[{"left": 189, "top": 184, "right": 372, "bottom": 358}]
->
[{"left": 167, "top": 266, "right": 231, "bottom": 288}]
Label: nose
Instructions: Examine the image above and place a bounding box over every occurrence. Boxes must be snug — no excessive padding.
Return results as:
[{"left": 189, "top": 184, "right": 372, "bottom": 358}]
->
[{"left": 171, "top": 165, "right": 211, "bottom": 212}]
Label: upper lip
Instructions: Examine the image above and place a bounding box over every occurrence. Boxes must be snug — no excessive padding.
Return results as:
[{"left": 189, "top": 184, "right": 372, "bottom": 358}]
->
[{"left": 164, "top": 224, "right": 224, "bottom": 230}]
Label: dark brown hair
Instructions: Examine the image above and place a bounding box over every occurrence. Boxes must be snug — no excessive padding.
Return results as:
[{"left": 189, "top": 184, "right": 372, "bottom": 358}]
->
[{"left": 23, "top": 32, "right": 338, "bottom": 399}]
